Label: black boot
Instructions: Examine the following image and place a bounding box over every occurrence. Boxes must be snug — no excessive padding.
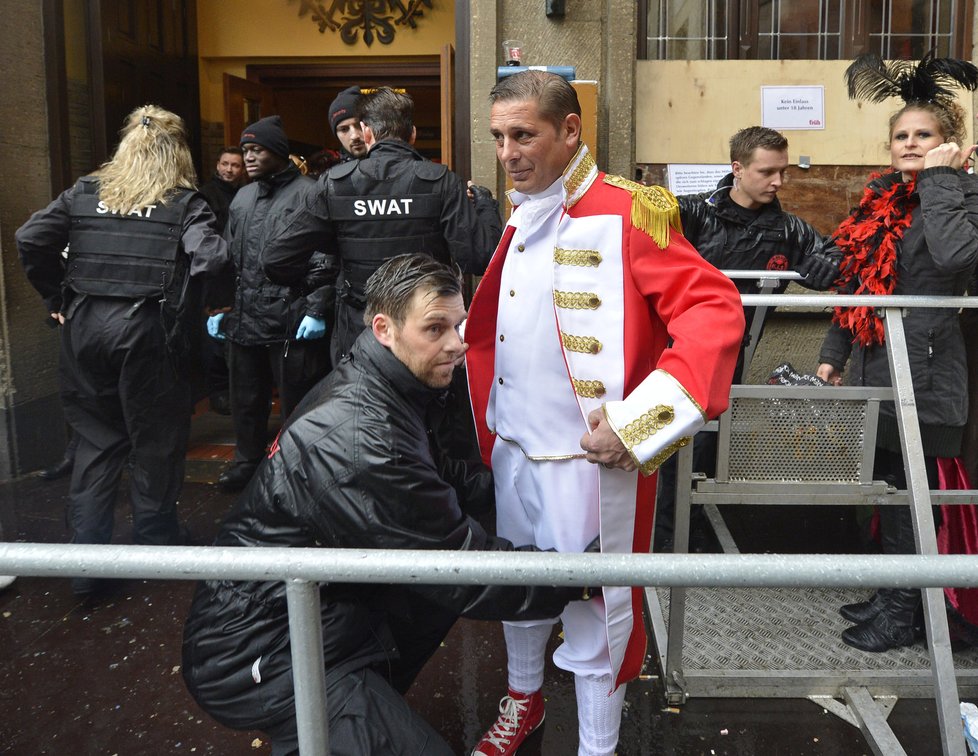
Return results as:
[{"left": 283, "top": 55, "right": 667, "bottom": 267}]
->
[
  {"left": 217, "top": 461, "right": 258, "bottom": 492},
  {"left": 841, "top": 587, "right": 922, "bottom": 652},
  {"left": 39, "top": 455, "right": 73, "bottom": 481},
  {"left": 840, "top": 591, "right": 885, "bottom": 623}
]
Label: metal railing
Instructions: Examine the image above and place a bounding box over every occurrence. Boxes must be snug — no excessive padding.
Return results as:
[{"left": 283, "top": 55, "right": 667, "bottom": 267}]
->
[
  {"left": 1, "top": 543, "right": 978, "bottom": 754},
  {"left": 2, "top": 292, "right": 978, "bottom": 754}
]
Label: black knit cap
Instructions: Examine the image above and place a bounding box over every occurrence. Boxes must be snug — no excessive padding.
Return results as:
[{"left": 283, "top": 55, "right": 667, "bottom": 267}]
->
[
  {"left": 240, "top": 115, "right": 290, "bottom": 158},
  {"left": 328, "top": 86, "right": 362, "bottom": 134}
]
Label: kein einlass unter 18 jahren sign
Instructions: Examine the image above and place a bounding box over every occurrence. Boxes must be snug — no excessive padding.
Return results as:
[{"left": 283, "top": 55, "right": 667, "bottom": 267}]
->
[{"left": 761, "top": 85, "right": 825, "bottom": 130}]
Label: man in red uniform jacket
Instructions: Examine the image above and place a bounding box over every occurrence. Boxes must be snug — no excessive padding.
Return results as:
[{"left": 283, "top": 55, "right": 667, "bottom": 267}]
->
[{"left": 465, "top": 71, "right": 745, "bottom": 756}]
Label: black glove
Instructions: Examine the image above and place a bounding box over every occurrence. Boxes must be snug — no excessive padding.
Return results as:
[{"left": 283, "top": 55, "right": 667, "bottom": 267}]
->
[
  {"left": 794, "top": 249, "right": 842, "bottom": 291},
  {"left": 467, "top": 183, "right": 494, "bottom": 203}
]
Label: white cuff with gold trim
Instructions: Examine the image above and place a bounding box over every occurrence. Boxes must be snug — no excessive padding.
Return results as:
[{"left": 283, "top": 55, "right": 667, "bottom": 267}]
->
[{"left": 603, "top": 369, "right": 706, "bottom": 475}]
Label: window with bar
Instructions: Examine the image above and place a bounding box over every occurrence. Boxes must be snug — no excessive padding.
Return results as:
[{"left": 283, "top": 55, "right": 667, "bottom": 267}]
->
[{"left": 639, "top": 0, "right": 970, "bottom": 60}]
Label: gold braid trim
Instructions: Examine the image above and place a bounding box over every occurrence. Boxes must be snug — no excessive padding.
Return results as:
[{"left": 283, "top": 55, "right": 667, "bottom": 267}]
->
[
  {"left": 563, "top": 144, "right": 598, "bottom": 209},
  {"left": 656, "top": 368, "right": 707, "bottom": 421},
  {"left": 554, "top": 247, "right": 602, "bottom": 267},
  {"left": 572, "top": 379, "right": 606, "bottom": 398},
  {"left": 554, "top": 290, "right": 601, "bottom": 310},
  {"left": 639, "top": 436, "right": 691, "bottom": 477},
  {"left": 603, "top": 175, "right": 682, "bottom": 249},
  {"left": 561, "top": 332, "right": 602, "bottom": 354},
  {"left": 619, "top": 404, "right": 675, "bottom": 448}
]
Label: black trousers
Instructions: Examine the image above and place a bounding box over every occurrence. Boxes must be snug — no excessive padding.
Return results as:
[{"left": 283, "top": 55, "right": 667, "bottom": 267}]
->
[
  {"left": 201, "top": 325, "right": 229, "bottom": 398},
  {"left": 228, "top": 340, "right": 329, "bottom": 464},
  {"left": 874, "top": 447, "right": 942, "bottom": 555},
  {"left": 330, "top": 300, "right": 366, "bottom": 366},
  {"left": 264, "top": 666, "right": 454, "bottom": 756},
  {"left": 189, "top": 593, "right": 458, "bottom": 756},
  {"left": 60, "top": 298, "right": 189, "bottom": 546}
]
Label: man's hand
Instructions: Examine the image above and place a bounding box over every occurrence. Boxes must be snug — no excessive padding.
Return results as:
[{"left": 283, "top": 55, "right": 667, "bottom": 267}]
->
[
  {"left": 579, "top": 408, "right": 636, "bottom": 472},
  {"left": 50, "top": 312, "right": 64, "bottom": 326},
  {"left": 207, "top": 312, "right": 226, "bottom": 340},
  {"left": 466, "top": 181, "right": 493, "bottom": 203},
  {"left": 295, "top": 315, "right": 327, "bottom": 340},
  {"left": 795, "top": 249, "right": 841, "bottom": 290}
]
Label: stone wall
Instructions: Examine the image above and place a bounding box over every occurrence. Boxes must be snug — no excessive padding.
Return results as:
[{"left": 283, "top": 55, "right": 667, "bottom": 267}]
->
[
  {"left": 469, "top": 1, "right": 636, "bottom": 194},
  {"left": 0, "top": 1, "right": 68, "bottom": 477}
]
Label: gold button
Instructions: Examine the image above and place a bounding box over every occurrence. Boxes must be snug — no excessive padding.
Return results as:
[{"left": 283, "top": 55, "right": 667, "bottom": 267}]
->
[
  {"left": 499, "top": 334, "right": 505, "bottom": 342},
  {"left": 517, "top": 243, "right": 525, "bottom": 252},
  {"left": 498, "top": 377, "right": 504, "bottom": 385},
  {"left": 509, "top": 290, "right": 516, "bottom": 297}
]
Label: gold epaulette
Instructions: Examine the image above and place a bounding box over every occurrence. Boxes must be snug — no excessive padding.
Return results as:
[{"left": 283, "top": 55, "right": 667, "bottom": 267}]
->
[{"left": 602, "top": 175, "right": 682, "bottom": 249}]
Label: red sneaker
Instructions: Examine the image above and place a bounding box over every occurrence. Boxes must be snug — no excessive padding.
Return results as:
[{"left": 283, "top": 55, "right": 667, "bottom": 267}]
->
[{"left": 471, "top": 688, "right": 545, "bottom": 756}]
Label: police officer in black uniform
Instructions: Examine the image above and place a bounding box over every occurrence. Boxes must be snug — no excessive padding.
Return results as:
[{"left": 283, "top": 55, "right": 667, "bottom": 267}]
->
[
  {"left": 328, "top": 85, "right": 368, "bottom": 161},
  {"left": 207, "top": 115, "right": 334, "bottom": 493},
  {"left": 262, "top": 87, "right": 502, "bottom": 365},
  {"left": 16, "top": 105, "right": 228, "bottom": 596}
]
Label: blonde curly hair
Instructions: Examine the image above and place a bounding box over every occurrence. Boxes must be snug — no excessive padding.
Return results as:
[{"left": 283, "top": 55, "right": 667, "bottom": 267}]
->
[{"left": 93, "top": 105, "right": 197, "bottom": 213}]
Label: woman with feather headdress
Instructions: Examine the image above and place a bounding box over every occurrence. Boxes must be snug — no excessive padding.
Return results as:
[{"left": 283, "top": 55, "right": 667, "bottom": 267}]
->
[{"left": 816, "top": 53, "right": 978, "bottom": 652}]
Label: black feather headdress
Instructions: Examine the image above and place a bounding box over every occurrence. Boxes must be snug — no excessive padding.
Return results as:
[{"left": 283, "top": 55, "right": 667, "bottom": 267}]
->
[{"left": 845, "top": 50, "right": 978, "bottom": 106}]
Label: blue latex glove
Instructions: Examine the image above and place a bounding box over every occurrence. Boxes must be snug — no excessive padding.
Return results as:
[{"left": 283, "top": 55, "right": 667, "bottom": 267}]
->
[
  {"left": 207, "top": 313, "right": 226, "bottom": 340},
  {"left": 295, "top": 315, "right": 327, "bottom": 340}
]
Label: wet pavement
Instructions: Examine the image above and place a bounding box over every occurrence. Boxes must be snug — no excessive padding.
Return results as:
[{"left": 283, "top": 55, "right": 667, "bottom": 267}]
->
[{"left": 0, "top": 409, "right": 951, "bottom": 754}]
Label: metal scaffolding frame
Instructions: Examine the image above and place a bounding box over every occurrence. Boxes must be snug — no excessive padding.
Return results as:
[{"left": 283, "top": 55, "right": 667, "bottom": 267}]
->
[{"left": 652, "top": 292, "right": 978, "bottom": 756}]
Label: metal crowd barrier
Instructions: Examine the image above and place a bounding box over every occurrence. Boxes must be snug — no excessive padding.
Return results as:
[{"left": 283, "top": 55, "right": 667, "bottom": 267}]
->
[
  {"left": 2, "top": 291, "right": 978, "bottom": 754},
  {"left": 2, "top": 544, "right": 978, "bottom": 754},
  {"left": 653, "top": 288, "right": 978, "bottom": 756}
]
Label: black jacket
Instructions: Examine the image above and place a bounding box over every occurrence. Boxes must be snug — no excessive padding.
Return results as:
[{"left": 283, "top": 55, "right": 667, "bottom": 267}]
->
[
  {"left": 198, "top": 173, "right": 239, "bottom": 232},
  {"left": 679, "top": 174, "right": 841, "bottom": 380},
  {"left": 182, "top": 331, "right": 577, "bottom": 729},
  {"left": 220, "top": 163, "right": 334, "bottom": 345},
  {"left": 678, "top": 174, "right": 840, "bottom": 293},
  {"left": 16, "top": 180, "right": 227, "bottom": 315},
  {"left": 261, "top": 140, "right": 501, "bottom": 288},
  {"left": 819, "top": 167, "right": 978, "bottom": 457}
]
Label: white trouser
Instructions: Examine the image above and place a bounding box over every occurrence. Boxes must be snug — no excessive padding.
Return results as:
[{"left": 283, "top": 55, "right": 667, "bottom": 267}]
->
[{"left": 491, "top": 438, "right": 610, "bottom": 677}]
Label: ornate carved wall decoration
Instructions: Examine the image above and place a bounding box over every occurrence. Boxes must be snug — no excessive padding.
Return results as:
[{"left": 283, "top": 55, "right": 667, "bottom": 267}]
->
[{"left": 292, "top": 0, "right": 434, "bottom": 46}]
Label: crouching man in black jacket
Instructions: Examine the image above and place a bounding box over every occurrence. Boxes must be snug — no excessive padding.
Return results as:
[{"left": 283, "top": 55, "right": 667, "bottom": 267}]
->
[{"left": 182, "top": 254, "right": 590, "bottom": 755}]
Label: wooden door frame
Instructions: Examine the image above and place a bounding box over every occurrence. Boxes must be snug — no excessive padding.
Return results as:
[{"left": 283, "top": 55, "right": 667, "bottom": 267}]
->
[
  {"left": 244, "top": 57, "right": 447, "bottom": 163},
  {"left": 246, "top": 57, "right": 441, "bottom": 90}
]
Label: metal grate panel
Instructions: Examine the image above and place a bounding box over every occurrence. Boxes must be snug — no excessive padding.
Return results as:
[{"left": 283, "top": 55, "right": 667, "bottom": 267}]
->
[
  {"left": 727, "top": 398, "right": 868, "bottom": 483},
  {"left": 653, "top": 585, "right": 978, "bottom": 674}
]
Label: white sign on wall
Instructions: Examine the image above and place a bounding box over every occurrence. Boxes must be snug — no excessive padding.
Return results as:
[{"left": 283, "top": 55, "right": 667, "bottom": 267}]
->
[
  {"left": 666, "top": 164, "right": 730, "bottom": 195},
  {"left": 761, "top": 85, "right": 825, "bottom": 130}
]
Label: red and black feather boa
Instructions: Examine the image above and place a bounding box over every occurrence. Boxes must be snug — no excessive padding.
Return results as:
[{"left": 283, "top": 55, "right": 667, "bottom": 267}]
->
[{"left": 832, "top": 171, "right": 918, "bottom": 346}]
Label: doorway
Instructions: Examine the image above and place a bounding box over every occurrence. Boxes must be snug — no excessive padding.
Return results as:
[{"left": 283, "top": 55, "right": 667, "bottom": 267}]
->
[{"left": 223, "top": 54, "right": 452, "bottom": 168}]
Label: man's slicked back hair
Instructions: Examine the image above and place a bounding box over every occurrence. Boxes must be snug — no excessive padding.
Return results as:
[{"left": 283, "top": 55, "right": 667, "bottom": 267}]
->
[
  {"left": 729, "top": 126, "right": 789, "bottom": 165},
  {"left": 357, "top": 87, "right": 415, "bottom": 143},
  {"left": 364, "top": 254, "right": 463, "bottom": 326},
  {"left": 488, "top": 70, "right": 581, "bottom": 129}
]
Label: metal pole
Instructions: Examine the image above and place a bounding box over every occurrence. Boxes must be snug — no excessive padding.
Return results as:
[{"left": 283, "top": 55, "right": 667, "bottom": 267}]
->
[
  {"left": 7, "top": 542, "right": 978, "bottom": 588},
  {"left": 884, "top": 309, "right": 966, "bottom": 756},
  {"left": 286, "top": 580, "right": 330, "bottom": 756}
]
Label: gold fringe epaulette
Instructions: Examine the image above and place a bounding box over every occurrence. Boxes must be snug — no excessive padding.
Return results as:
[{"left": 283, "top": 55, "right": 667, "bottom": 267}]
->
[{"left": 602, "top": 175, "right": 682, "bottom": 249}]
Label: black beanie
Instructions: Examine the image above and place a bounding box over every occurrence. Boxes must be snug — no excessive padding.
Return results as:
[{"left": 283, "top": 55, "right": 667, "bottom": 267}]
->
[
  {"left": 240, "top": 115, "right": 290, "bottom": 158},
  {"left": 328, "top": 86, "right": 362, "bottom": 134}
]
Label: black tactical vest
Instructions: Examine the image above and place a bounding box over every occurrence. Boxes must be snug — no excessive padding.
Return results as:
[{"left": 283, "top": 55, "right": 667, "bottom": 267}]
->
[
  {"left": 326, "top": 158, "right": 450, "bottom": 303},
  {"left": 65, "top": 178, "right": 193, "bottom": 302}
]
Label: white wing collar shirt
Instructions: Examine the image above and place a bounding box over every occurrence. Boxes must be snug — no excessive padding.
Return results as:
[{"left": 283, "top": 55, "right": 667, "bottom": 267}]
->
[{"left": 488, "top": 176, "right": 587, "bottom": 459}]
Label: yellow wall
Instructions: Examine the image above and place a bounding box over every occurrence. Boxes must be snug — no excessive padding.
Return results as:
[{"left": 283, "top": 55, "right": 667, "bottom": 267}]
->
[
  {"left": 636, "top": 60, "right": 976, "bottom": 167},
  {"left": 197, "top": 0, "right": 454, "bottom": 122},
  {"left": 63, "top": 0, "right": 88, "bottom": 83}
]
